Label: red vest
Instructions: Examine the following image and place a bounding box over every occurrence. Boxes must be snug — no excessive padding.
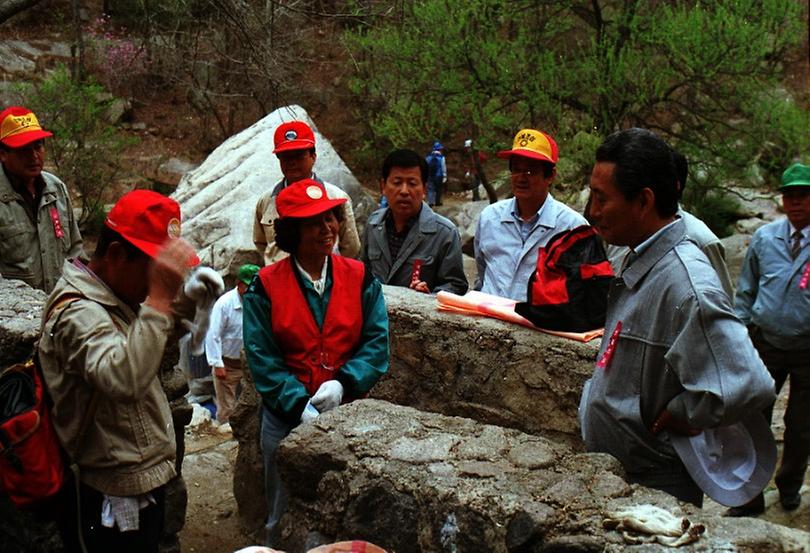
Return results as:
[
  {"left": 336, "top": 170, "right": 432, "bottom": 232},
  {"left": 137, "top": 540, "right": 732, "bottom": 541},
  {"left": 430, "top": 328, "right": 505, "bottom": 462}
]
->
[{"left": 259, "top": 255, "right": 365, "bottom": 395}]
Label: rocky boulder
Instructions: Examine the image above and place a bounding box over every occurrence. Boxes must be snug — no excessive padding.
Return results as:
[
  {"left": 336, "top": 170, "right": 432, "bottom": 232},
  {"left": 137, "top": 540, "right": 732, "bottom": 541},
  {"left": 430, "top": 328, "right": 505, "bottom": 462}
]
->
[
  {"left": 374, "top": 285, "right": 599, "bottom": 443},
  {"left": 275, "top": 399, "right": 810, "bottom": 552},
  {"left": 172, "top": 105, "right": 375, "bottom": 276},
  {"left": 231, "top": 285, "right": 600, "bottom": 531},
  {"left": 434, "top": 200, "right": 488, "bottom": 256}
]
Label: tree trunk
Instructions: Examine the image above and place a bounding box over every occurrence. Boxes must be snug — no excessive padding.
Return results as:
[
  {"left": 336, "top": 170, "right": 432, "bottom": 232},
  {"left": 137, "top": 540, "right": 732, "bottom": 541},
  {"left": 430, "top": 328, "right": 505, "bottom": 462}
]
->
[{"left": 472, "top": 148, "right": 498, "bottom": 203}]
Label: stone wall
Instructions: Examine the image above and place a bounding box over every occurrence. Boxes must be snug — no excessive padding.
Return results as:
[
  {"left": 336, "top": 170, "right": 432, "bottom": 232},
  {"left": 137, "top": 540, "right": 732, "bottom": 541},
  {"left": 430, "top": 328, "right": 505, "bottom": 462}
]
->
[
  {"left": 275, "top": 400, "right": 810, "bottom": 552},
  {"left": 373, "top": 286, "right": 599, "bottom": 444},
  {"left": 232, "top": 285, "right": 601, "bottom": 532}
]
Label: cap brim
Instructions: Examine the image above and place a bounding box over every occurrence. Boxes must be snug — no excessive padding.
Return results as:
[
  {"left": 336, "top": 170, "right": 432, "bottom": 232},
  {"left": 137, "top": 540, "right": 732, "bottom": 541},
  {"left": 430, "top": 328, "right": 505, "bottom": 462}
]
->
[
  {"left": 670, "top": 414, "right": 776, "bottom": 507},
  {"left": 281, "top": 197, "right": 346, "bottom": 219},
  {"left": 121, "top": 234, "right": 200, "bottom": 267},
  {"left": 1, "top": 129, "right": 53, "bottom": 149},
  {"left": 778, "top": 182, "right": 810, "bottom": 190},
  {"left": 273, "top": 139, "right": 316, "bottom": 154},
  {"left": 496, "top": 148, "right": 556, "bottom": 164}
]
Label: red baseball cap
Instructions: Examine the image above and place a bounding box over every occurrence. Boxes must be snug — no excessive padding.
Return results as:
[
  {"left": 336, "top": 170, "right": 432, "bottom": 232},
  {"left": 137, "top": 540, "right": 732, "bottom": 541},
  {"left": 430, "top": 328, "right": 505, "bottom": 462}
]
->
[
  {"left": 497, "top": 128, "right": 558, "bottom": 164},
  {"left": 273, "top": 121, "right": 316, "bottom": 154},
  {"left": 105, "top": 190, "right": 199, "bottom": 266},
  {"left": 277, "top": 179, "right": 346, "bottom": 219},
  {"left": 0, "top": 106, "right": 53, "bottom": 148}
]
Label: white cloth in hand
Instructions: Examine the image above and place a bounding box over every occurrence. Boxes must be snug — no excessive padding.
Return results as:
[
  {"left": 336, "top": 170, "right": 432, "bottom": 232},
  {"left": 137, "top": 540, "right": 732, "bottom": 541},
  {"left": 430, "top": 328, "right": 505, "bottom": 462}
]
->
[
  {"left": 300, "top": 400, "right": 319, "bottom": 423},
  {"left": 310, "top": 380, "right": 343, "bottom": 413}
]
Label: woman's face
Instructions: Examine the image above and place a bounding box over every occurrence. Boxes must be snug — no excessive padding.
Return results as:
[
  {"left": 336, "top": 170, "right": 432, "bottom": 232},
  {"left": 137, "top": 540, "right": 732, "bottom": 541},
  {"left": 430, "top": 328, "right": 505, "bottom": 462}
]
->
[{"left": 295, "top": 209, "right": 339, "bottom": 259}]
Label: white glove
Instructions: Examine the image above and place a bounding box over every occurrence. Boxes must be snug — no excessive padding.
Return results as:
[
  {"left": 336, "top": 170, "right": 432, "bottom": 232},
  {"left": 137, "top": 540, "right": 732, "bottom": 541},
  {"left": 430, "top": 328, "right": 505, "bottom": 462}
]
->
[
  {"left": 310, "top": 380, "right": 343, "bottom": 413},
  {"left": 300, "top": 400, "right": 319, "bottom": 424},
  {"left": 182, "top": 267, "right": 224, "bottom": 354},
  {"left": 183, "top": 266, "right": 225, "bottom": 302}
]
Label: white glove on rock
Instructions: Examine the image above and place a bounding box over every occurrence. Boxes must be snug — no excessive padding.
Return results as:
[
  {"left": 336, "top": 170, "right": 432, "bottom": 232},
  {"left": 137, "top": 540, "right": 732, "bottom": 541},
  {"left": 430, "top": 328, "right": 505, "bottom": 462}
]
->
[
  {"left": 300, "top": 400, "right": 319, "bottom": 424},
  {"left": 310, "top": 380, "right": 343, "bottom": 413}
]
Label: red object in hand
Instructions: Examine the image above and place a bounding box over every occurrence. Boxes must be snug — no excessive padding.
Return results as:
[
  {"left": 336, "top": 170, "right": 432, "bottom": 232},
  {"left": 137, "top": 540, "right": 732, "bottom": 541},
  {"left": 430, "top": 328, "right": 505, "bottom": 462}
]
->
[
  {"left": 651, "top": 409, "right": 701, "bottom": 436},
  {"left": 214, "top": 367, "right": 227, "bottom": 379},
  {"left": 411, "top": 259, "right": 424, "bottom": 283}
]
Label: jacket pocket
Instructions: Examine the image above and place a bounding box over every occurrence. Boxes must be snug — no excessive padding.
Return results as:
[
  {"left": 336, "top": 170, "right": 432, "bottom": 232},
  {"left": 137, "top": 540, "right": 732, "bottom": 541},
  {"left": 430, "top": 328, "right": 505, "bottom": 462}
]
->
[{"left": 0, "top": 222, "right": 35, "bottom": 269}]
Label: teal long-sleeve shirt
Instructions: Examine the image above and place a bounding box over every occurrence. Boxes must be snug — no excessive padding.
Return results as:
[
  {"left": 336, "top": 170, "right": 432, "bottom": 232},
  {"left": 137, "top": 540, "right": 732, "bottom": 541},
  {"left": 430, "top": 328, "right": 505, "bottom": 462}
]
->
[{"left": 243, "top": 257, "right": 390, "bottom": 425}]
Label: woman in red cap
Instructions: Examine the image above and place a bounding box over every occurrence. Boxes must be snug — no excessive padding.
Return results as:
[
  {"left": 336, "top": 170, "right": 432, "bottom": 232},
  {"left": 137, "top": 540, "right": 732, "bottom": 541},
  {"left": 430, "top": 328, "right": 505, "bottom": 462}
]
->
[{"left": 243, "top": 178, "right": 389, "bottom": 547}]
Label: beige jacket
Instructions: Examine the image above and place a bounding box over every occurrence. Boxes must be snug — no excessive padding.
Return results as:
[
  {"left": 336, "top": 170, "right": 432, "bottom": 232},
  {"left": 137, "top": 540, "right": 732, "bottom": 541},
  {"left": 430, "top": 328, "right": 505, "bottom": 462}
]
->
[
  {"left": 38, "top": 260, "right": 176, "bottom": 496},
  {"left": 253, "top": 176, "right": 360, "bottom": 265},
  {"left": 0, "top": 168, "right": 83, "bottom": 293}
]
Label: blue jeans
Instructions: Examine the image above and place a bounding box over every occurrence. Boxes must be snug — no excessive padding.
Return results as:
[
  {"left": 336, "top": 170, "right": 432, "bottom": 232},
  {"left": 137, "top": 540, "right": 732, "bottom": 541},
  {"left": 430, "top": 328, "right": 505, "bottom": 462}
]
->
[{"left": 261, "top": 407, "right": 294, "bottom": 546}]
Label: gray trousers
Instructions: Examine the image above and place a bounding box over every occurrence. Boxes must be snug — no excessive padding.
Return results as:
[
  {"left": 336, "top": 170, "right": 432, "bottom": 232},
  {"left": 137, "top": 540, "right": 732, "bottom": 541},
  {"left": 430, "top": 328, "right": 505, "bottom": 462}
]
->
[
  {"left": 752, "top": 328, "right": 810, "bottom": 497},
  {"left": 261, "top": 407, "right": 294, "bottom": 546}
]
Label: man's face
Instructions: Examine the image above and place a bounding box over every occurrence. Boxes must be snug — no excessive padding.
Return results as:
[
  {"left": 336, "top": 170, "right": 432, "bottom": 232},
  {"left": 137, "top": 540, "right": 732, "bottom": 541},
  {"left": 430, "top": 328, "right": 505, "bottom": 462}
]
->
[
  {"left": 381, "top": 166, "right": 425, "bottom": 221},
  {"left": 0, "top": 140, "right": 46, "bottom": 182},
  {"left": 277, "top": 149, "right": 316, "bottom": 183},
  {"left": 107, "top": 245, "right": 152, "bottom": 307},
  {"left": 588, "top": 161, "right": 644, "bottom": 246},
  {"left": 509, "top": 156, "right": 554, "bottom": 208},
  {"left": 783, "top": 187, "right": 810, "bottom": 230}
]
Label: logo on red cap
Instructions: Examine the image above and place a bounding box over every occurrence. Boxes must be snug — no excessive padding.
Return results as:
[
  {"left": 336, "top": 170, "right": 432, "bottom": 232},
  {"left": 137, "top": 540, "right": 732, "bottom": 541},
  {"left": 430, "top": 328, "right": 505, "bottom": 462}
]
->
[{"left": 273, "top": 121, "right": 316, "bottom": 154}]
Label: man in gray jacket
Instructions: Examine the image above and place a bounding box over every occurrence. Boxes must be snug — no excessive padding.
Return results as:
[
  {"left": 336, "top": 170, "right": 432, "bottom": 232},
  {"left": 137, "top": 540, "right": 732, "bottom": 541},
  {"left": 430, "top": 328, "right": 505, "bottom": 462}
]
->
[
  {"left": 579, "top": 128, "right": 774, "bottom": 506},
  {"left": 362, "top": 149, "right": 467, "bottom": 295},
  {"left": 0, "top": 106, "right": 83, "bottom": 292}
]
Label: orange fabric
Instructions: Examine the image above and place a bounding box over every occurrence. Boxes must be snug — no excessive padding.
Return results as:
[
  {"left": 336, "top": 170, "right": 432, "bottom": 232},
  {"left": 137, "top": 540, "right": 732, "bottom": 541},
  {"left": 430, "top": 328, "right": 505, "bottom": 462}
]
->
[{"left": 436, "top": 290, "right": 603, "bottom": 342}]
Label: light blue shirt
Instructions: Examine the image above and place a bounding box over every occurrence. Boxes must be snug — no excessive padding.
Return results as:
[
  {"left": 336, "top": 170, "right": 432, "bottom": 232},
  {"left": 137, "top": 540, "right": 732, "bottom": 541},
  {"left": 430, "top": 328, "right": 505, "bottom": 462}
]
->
[
  {"left": 735, "top": 218, "right": 810, "bottom": 350},
  {"left": 474, "top": 195, "right": 587, "bottom": 301}
]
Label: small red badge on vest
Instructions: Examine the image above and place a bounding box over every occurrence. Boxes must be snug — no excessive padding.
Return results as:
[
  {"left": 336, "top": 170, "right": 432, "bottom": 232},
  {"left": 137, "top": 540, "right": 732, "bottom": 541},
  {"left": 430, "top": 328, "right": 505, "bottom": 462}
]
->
[
  {"left": 596, "top": 321, "right": 622, "bottom": 370},
  {"left": 49, "top": 207, "right": 64, "bottom": 239}
]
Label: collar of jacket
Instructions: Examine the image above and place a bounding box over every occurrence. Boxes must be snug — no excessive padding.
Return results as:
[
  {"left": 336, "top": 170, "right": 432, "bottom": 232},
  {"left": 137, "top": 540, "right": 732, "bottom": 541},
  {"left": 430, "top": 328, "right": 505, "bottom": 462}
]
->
[
  {"left": 0, "top": 167, "right": 53, "bottom": 203},
  {"left": 621, "top": 218, "right": 687, "bottom": 291},
  {"left": 369, "top": 202, "right": 439, "bottom": 235},
  {"left": 499, "top": 195, "right": 557, "bottom": 230},
  {"left": 57, "top": 259, "right": 137, "bottom": 322},
  {"left": 270, "top": 173, "right": 323, "bottom": 198}
]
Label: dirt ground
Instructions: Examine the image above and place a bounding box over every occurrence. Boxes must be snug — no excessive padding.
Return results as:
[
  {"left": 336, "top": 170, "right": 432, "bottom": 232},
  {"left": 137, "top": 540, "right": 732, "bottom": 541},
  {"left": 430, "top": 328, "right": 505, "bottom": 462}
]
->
[
  {"left": 179, "top": 422, "right": 255, "bottom": 553},
  {"left": 178, "top": 384, "right": 809, "bottom": 553}
]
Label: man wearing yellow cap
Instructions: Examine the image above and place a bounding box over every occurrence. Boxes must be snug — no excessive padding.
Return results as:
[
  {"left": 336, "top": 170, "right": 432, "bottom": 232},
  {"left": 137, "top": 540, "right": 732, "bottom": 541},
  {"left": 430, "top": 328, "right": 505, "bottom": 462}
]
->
[
  {"left": 0, "top": 106, "right": 83, "bottom": 292},
  {"left": 474, "top": 128, "right": 587, "bottom": 301}
]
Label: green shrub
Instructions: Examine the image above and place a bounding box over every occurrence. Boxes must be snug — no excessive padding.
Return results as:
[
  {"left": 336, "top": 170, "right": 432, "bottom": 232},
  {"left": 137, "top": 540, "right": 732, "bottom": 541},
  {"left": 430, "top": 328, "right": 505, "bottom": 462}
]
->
[{"left": 17, "top": 65, "right": 136, "bottom": 232}]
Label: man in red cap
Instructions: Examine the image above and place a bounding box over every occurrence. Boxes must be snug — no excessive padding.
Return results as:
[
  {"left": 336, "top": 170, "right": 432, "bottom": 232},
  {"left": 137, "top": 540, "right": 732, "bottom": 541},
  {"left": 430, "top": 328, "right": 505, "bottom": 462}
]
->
[
  {"left": 253, "top": 120, "right": 360, "bottom": 265},
  {"left": 474, "top": 128, "right": 587, "bottom": 301},
  {"left": 38, "top": 190, "right": 211, "bottom": 553},
  {"left": 0, "top": 106, "right": 83, "bottom": 292}
]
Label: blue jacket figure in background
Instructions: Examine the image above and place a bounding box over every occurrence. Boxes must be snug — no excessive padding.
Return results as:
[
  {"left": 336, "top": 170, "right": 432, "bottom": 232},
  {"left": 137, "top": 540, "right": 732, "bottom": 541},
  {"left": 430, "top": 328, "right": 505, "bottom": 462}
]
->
[{"left": 425, "top": 140, "right": 446, "bottom": 206}]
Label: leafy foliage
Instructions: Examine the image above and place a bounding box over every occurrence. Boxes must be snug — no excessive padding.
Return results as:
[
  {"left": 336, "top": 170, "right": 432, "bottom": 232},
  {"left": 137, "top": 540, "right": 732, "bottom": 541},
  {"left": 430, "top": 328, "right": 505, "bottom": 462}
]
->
[
  {"left": 18, "top": 65, "right": 135, "bottom": 233},
  {"left": 345, "top": 0, "right": 809, "bottom": 225}
]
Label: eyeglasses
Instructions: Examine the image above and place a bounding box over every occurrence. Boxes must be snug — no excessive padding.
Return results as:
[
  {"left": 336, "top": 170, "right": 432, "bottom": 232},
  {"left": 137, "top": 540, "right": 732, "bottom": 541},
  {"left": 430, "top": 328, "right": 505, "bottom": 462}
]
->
[{"left": 510, "top": 169, "right": 540, "bottom": 177}]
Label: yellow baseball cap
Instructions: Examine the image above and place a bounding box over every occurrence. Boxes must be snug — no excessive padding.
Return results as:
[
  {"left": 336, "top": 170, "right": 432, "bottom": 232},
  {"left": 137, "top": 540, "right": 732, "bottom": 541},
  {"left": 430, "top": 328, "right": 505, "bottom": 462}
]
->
[
  {"left": 497, "top": 128, "right": 558, "bottom": 164},
  {"left": 0, "top": 106, "right": 53, "bottom": 148}
]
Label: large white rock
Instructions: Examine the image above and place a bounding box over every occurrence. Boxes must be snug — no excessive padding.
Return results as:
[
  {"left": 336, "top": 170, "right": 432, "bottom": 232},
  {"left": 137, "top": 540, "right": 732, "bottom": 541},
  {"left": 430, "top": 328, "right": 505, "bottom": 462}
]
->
[{"left": 172, "top": 105, "right": 374, "bottom": 275}]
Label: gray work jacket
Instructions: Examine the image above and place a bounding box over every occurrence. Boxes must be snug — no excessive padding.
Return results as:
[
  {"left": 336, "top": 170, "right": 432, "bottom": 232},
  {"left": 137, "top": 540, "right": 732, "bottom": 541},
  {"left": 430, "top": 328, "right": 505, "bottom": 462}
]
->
[
  {"left": 579, "top": 220, "right": 775, "bottom": 474},
  {"left": 362, "top": 203, "right": 468, "bottom": 295},
  {"left": 0, "top": 169, "right": 83, "bottom": 292}
]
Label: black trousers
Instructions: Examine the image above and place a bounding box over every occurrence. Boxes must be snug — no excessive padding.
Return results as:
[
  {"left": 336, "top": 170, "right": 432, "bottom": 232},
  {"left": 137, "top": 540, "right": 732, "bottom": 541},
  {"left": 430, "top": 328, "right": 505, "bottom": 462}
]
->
[
  {"left": 626, "top": 463, "right": 704, "bottom": 508},
  {"left": 751, "top": 328, "right": 810, "bottom": 497},
  {"left": 56, "top": 472, "right": 166, "bottom": 553}
]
